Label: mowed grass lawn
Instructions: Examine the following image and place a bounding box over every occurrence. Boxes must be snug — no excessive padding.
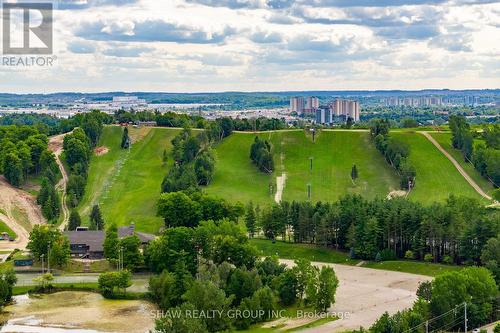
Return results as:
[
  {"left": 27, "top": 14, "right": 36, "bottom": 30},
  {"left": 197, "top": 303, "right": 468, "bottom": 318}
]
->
[
  {"left": 206, "top": 130, "right": 399, "bottom": 205},
  {"left": 78, "top": 126, "right": 127, "bottom": 219},
  {"left": 205, "top": 132, "right": 276, "bottom": 205},
  {"left": 430, "top": 132, "right": 495, "bottom": 196},
  {"left": 0, "top": 219, "right": 16, "bottom": 239},
  {"left": 391, "top": 132, "right": 482, "bottom": 203},
  {"left": 250, "top": 239, "right": 359, "bottom": 265},
  {"left": 279, "top": 130, "right": 400, "bottom": 202},
  {"left": 251, "top": 239, "right": 461, "bottom": 277},
  {"left": 79, "top": 126, "right": 180, "bottom": 234}
]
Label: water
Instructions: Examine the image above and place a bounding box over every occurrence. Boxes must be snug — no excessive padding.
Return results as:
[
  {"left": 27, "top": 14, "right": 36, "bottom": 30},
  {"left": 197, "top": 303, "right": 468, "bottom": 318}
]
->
[{"left": 1, "top": 292, "right": 156, "bottom": 333}]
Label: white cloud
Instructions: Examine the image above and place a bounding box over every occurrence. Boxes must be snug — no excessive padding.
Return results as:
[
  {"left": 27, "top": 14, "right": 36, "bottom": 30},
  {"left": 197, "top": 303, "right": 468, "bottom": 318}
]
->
[{"left": 0, "top": 0, "right": 498, "bottom": 92}]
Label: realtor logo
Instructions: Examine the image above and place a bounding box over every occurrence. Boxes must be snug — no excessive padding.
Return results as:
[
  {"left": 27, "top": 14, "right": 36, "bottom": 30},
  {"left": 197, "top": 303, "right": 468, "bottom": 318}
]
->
[{"left": 2, "top": 2, "right": 53, "bottom": 55}]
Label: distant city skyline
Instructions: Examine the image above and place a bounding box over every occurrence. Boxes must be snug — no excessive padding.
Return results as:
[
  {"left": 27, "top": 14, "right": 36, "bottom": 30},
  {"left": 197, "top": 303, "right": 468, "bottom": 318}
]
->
[{"left": 0, "top": 0, "right": 498, "bottom": 93}]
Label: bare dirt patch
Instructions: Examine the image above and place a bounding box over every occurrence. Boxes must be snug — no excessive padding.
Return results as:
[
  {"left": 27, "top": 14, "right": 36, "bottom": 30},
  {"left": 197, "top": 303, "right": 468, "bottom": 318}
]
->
[
  {"left": 94, "top": 146, "right": 110, "bottom": 156},
  {"left": 387, "top": 190, "right": 407, "bottom": 199},
  {"left": 129, "top": 126, "right": 152, "bottom": 143},
  {"left": 279, "top": 259, "right": 431, "bottom": 332},
  {"left": 0, "top": 176, "right": 45, "bottom": 250}
]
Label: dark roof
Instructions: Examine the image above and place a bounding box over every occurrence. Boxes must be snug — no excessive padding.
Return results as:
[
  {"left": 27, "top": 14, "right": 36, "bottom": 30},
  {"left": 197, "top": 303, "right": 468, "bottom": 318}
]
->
[
  {"left": 118, "top": 224, "right": 155, "bottom": 243},
  {"left": 65, "top": 230, "right": 105, "bottom": 253},
  {"left": 65, "top": 225, "right": 155, "bottom": 252}
]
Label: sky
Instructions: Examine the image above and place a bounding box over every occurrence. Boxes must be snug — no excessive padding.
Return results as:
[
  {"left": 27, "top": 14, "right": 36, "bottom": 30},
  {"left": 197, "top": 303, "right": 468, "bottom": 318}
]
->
[{"left": 0, "top": 0, "right": 499, "bottom": 93}]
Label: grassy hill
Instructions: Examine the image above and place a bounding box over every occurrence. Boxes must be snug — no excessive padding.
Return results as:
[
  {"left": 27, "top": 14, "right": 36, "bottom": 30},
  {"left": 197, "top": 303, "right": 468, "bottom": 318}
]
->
[
  {"left": 79, "top": 127, "right": 487, "bottom": 233},
  {"left": 207, "top": 130, "right": 400, "bottom": 204},
  {"left": 78, "top": 126, "right": 180, "bottom": 234},
  {"left": 430, "top": 132, "right": 495, "bottom": 196},
  {"left": 391, "top": 131, "right": 483, "bottom": 203}
]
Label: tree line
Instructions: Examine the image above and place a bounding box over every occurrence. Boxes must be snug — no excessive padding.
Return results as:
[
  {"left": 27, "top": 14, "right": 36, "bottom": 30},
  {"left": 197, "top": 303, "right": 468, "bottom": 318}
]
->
[
  {"left": 0, "top": 125, "right": 60, "bottom": 187},
  {"left": 449, "top": 116, "right": 500, "bottom": 191},
  {"left": 114, "top": 109, "right": 287, "bottom": 132},
  {"left": 250, "top": 136, "right": 274, "bottom": 173},
  {"left": 371, "top": 119, "right": 417, "bottom": 190},
  {"left": 63, "top": 111, "right": 106, "bottom": 208},
  {"left": 245, "top": 195, "right": 499, "bottom": 275},
  {"left": 0, "top": 124, "right": 63, "bottom": 222}
]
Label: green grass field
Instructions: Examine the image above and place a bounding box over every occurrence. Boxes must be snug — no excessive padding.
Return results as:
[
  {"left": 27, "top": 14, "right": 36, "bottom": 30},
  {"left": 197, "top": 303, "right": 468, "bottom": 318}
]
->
[
  {"left": 279, "top": 130, "right": 399, "bottom": 202},
  {"left": 250, "top": 238, "right": 358, "bottom": 265},
  {"left": 430, "top": 132, "right": 495, "bottom": 196},
  {"left": 79, "top": 126, "right": 180, "bottom": 234},
  {"left": 391, "top": 132, "right": 483, "bottom": 203},
  {"left": 0, "top": 219, "right": 16, "bottom": 239},
  {"left": 363, "top": 260, "right": 462, "bottom": 277},
  {"left": 207, "top": 130, "right": 400, "bottom": 204},
  {"left": 251, "top": 238, "right": 461, "bottom": 276},
  {"left": 205, "top": 132, "right": 276, "bottom": 205}
]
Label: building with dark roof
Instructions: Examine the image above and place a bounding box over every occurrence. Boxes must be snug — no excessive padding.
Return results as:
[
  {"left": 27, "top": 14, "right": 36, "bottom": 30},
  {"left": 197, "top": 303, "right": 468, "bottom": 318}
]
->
[{"left": 64, "top": 223, "right": 155, "bottom": 259}]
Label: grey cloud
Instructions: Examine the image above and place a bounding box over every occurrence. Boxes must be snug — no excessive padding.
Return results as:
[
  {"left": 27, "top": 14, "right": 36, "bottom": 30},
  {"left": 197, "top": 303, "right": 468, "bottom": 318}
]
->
[
  {"left": 377, "top": 24, "right": 440, "bottom": 39},
  {"left": 184, "top": 0, "right": 264, "bottom": 9},
  {"left": 75, "top": 20, "right": 236, "bottom": 44},
  {"left": 67, "top": 41, "right": 96, "bottom": 54},
  {"left": 249, "top": 31, "right": 283, "bottom": 43},
  {"left": 294, "top": 6, "right": 443, "bottom": 39},
  {"left": 191, "top": 54, "right": 245, "bottom": 66},
  {"left": 58, "top": 0, "right": 137, "bottom": 10},
  {"left": 102, "top": 46, "right": 153, "bottom": 57}
]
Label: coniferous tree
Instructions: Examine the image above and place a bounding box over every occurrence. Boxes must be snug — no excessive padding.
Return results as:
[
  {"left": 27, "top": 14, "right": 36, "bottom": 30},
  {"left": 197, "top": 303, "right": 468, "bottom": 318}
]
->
[
  {"left": 121, "top": 127, "right": 130, "bottom": 149},
  {"left": 90, "top": 204, "right": 104, "bottom": 230},
  {"left": 68, "top": 210, "right": 81, "bottom": 231},
  {"left": 103, "top": 224, "right": 119, "bottom": 260},
  {"left": 244, "top": 202, "right": 257, "bottom": 238},
  {"left": 350, "top": 164, "right": 358, "bottom": 184}
]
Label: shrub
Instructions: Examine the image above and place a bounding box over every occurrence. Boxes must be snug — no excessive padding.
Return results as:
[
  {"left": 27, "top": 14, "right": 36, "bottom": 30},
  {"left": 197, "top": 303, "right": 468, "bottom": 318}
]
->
[
  {"left": 424, "top": 253, "right": 434, "bottom": 262},
  {"left": 493, "top": 323, "right": 500, "bottom": 333},
  {"left": 442, "top": 255, "right": 453, "bottom": 265},
  {"left": 379, "top": 249, "right": 397, "bottom": 261},
  {"left": 404, "top": 250, "right": 414, "bottom": 260}
]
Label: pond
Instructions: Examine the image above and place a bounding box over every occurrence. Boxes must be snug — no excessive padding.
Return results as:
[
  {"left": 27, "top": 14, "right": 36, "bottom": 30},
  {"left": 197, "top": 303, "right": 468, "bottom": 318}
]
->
[{"left": 0, "top": 291, "right": 157, "bottom": 333}]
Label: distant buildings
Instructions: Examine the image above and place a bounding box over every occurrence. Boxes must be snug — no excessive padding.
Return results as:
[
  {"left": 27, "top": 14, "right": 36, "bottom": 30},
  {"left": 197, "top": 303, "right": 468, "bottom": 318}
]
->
[
  {"left": 384, "top": 96, "right": 443, "bottom": 107},
  {"left": 112, "top": 96, "right": 147, "bottom": 110},
  {"left": 290, "top": 96, "right": 319, "bottom": 114},
  {"left": 291, "top": 96, "right": 361, "bottom": 124},
  {"left": 329, "top": 99, "right": 360, "bottom": 122},
  {"left": 290, "top": 97, "right": 305, "bottom": 114}
]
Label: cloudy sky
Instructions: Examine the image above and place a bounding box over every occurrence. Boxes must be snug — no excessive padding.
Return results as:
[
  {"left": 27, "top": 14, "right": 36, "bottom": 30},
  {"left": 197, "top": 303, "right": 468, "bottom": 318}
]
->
[{"left": 1, "top": 0, "right": 499, "bottom": 93}]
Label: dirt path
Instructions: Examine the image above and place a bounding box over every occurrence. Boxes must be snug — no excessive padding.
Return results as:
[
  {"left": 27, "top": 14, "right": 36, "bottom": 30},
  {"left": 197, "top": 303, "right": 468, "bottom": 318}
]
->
[
  {"left": 420, "top": 131, "right": 492, "bottom": 201},
  {"left": 48, "top": 133, "right": 70, "bottom": 231},
  {"left": 0, "top": 177, "right": 45, "bottom": 250},
  {"left": 279, "top": 259, "right": 431, "bottom": 332},
  {"left": 275, "top": 173, "right": 287, "bottom": 203}
]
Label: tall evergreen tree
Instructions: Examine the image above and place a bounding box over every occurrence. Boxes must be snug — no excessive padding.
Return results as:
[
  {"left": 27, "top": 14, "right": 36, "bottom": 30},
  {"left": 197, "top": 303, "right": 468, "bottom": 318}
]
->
[
  {"left": 90, "top": 204, "right": 104, "bottom": 230},
  {"left": 350, "top": 164, "right": 358, "bottom": 184},
  {"left": 68, "top": 210, "right": 81, "bottom": 231},
  {"left": 103, "top": 224, "right": 119, "bottom": 260},
  {"left": 120, "top": 127, "right": 130, "bottom": 149},
  {"left": 244, "top": 202, "right": 257, "bottom": 238}
]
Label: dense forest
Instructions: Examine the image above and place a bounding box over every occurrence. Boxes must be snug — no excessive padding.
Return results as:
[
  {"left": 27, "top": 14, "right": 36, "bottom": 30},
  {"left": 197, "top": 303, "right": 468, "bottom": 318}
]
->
[
  {"left": 249, "top": 195, "right": 499, "bottom": 281},
  {"left": 449, "top": 116, "right": 500, "bottom": 193}
]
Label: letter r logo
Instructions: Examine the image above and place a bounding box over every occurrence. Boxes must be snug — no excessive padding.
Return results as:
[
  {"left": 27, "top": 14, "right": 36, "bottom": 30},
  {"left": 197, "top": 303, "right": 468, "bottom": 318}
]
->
[{"left": 2, "top": 2, "right": 53, "bottom": 55}]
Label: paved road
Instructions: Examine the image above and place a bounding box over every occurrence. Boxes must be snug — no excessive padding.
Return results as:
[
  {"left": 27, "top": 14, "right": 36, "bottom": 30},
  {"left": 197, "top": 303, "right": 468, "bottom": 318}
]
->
[
  {"left": 279, "top": 259, "right": 431, "bottom": 332},
  {"left": 15, "top": 272, "right": 151, "bottom": 292},
  {"left": 420, "top": 131, "right": 492, "bottom": 201}
]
